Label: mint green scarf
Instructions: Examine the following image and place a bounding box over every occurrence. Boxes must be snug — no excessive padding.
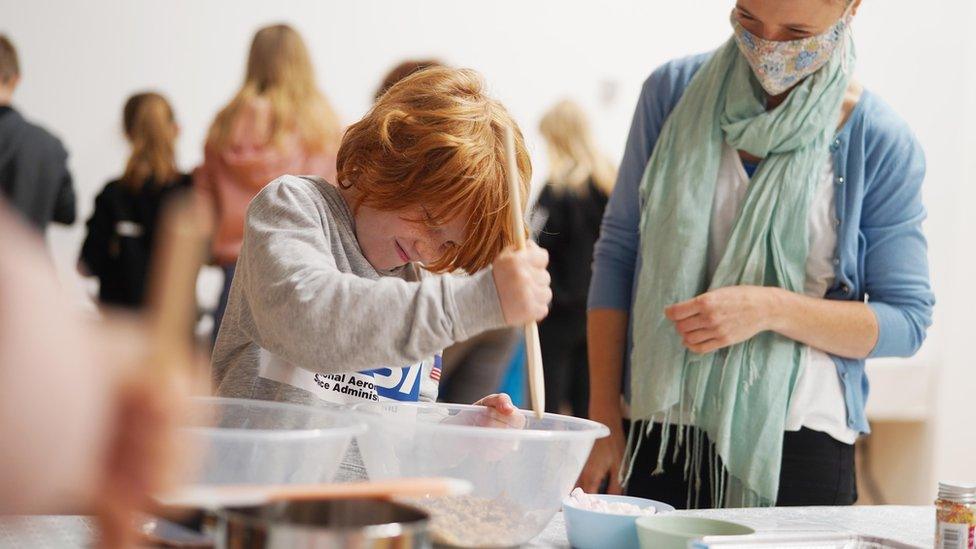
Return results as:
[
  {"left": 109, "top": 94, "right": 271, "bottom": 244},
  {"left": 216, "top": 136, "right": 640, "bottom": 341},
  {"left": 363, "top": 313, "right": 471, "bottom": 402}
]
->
[{"left": 625, "top": 35, "right": 853, "bottom": 507}]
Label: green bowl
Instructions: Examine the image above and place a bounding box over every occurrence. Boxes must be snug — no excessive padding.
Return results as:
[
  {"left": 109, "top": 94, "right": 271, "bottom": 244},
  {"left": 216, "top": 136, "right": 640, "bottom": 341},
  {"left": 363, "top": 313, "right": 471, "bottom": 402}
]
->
[{"left": 635, "top": 515, "right": 755, "bottom": 549}]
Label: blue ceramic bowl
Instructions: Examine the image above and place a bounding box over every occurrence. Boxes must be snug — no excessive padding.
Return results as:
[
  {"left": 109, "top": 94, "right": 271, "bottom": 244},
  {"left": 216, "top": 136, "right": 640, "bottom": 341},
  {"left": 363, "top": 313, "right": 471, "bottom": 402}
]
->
[{"left": 563, "top": 494, "right": 675, "bottom": 549}]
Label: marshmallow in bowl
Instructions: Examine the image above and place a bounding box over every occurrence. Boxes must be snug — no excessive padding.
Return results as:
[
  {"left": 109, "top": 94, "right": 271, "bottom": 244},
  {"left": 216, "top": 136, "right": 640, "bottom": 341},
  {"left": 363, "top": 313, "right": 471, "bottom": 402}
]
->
[{"left": 568, "top": 488, "right": 658, "bottom": 516}]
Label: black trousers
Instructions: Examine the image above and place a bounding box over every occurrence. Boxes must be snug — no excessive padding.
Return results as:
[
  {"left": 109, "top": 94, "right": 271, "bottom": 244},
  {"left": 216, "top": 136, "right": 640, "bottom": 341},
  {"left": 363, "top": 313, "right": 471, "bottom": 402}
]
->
[
  {"left": 538, "top": 317, "right": 589, "bottom": 418},
  {"left": 622, "top": 421, "right": 857, "bottom": 508}
]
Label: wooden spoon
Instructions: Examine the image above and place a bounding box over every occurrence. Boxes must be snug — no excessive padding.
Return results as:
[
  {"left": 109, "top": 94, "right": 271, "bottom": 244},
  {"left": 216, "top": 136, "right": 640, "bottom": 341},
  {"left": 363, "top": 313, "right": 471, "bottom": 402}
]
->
[
  {"left": 145, "top": 192, "right": 210, "bottom": 378},
  {"left": 503, "top": 126, "right": 546, "bottom": 419},
  {"left": 156, "top": 477, "right": 473, "bottom": 509}
]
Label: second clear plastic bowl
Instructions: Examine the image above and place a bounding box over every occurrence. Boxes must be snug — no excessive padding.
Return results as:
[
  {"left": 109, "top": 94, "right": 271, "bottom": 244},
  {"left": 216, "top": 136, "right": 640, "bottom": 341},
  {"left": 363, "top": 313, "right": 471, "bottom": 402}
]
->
[
  {"left": 183, "top": 397, "right": 366, "bottom": 486},
  {"left": 351, "top": 401, "right": 609, "bottom": 547}
]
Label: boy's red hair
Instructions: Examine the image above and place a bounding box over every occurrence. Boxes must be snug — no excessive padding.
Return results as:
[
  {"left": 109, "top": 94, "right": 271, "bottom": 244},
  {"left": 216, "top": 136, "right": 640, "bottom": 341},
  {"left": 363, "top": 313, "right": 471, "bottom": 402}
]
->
[{"left": 336, "top": 67, "right": 531, "bottom": 273}]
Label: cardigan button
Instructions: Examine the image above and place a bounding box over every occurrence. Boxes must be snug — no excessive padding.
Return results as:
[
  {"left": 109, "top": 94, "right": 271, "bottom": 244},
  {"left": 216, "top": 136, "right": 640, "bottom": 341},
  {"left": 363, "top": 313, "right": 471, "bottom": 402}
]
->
[
  {"left": 840, "top": 284, "right": 851, "bottom": 294},
  {"left": 837, "top": 176, "right": 845, "bottom": 185},
  {"left": 833, "top": 258, "right": 841, "bottom": 266}
]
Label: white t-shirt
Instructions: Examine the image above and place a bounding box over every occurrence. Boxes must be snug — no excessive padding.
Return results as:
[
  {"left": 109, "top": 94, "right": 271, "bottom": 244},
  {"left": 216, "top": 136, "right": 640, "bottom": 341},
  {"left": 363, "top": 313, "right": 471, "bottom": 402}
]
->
[{"left": 708, "top": 143, "right": 858, "bottom": 445}]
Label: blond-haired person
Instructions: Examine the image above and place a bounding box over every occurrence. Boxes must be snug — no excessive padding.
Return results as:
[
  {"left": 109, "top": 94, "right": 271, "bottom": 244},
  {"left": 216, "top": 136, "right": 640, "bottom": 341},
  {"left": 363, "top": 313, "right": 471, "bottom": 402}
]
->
[
  {"left": 195, "top": 24, "right": 342, "bottom": 341},
  {"left": 534, "top": 99, "right": 616, "bottom": 418}
]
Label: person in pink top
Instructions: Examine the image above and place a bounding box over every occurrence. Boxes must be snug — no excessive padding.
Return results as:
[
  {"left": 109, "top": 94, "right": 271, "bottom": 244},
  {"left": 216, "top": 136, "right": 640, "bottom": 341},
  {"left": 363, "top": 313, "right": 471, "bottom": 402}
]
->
[{"left": 195, "top": 23, "right": 342, "bottom": 342}]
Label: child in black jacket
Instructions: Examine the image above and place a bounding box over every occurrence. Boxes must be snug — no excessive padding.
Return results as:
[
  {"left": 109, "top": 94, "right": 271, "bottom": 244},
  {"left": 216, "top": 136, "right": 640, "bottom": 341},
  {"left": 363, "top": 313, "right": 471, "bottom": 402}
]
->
[{"left": 80, "top": 92, "right": 190, "bottom": 308}]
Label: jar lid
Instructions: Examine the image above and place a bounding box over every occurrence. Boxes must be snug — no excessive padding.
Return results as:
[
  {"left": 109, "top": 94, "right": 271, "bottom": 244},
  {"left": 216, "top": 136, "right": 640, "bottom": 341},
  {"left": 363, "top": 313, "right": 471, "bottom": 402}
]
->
[{"left": 939, "top": 482, "right": 976, "bottom": 503}]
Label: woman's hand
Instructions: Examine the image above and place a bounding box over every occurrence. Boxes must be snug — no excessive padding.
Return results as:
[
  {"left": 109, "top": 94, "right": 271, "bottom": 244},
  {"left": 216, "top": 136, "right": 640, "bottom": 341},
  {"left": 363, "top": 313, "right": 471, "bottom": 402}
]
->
[
  {"left": 492, "top": 241, "right": 552, "bottom": 325},
  {"left": 665, "top": 285, "right": 779, "bottom": 354},
  {"left": 667, "top": 286, "right": 879, "bottom": 359},
  {"left": 576, "top": 419, "right": 626, "bottom": 495}
]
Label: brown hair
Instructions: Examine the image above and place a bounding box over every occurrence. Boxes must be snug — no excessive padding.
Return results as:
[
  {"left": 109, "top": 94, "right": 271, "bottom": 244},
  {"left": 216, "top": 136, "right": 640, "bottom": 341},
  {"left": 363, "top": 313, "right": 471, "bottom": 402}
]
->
[
  {"left": 338, "top": 67, "right": 531, "bottom": 274},
  {"left": 0, "top": 35, "right": 19, "bottom": 84},
  {"left": 121, "top": 92, "right": 180, "bottom": 188},
  {"left": 539, "top": 99, "right": 617, "bottom": 196},
  {"left": 374, "top": 59, "right": 444, "bottom": 101},
  {"left": 206, "top": 24, "right": 341, "bottom": 154}
]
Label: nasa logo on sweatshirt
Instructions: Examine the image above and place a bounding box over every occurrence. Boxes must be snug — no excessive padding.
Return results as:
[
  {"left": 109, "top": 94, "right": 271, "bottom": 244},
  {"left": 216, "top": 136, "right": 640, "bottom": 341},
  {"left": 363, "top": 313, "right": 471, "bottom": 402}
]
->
[
  {"left": 362, "top": 363, "right": 423, "bottom": 402},
  {"left": 258, "top": 348, "right": 441, "bottom": 405}
]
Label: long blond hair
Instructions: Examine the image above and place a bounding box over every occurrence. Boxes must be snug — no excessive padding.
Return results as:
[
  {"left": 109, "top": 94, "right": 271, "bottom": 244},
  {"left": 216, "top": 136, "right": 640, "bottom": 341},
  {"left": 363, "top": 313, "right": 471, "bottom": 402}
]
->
[
  {"left": 122, "top": 92, "right": 179, "bottom": 188},
  {"left": 539, "top": 99, "right": 616, "bottom": 196},
  {"left": 206, "top": 24, "right": 341, "bottom": 153}
]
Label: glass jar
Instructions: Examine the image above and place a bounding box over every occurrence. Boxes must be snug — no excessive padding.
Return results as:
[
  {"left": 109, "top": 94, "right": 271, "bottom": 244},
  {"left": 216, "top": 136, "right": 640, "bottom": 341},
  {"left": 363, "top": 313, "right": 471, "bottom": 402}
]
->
[{"left": 936, "top": 482, "right": 976, "bottom": 549}]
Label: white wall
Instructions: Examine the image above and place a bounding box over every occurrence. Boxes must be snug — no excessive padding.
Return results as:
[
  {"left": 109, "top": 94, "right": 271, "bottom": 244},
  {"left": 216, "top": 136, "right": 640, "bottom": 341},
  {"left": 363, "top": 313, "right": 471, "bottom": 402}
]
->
[
  {"left": 3, "top": 0, "right": 961, "bottom": 293},
  {"left": 932, "top": 0, "right": 976, "bottom": 495},
  {"left": 2, "top": 0, "right": 973, "bottom": 499}
]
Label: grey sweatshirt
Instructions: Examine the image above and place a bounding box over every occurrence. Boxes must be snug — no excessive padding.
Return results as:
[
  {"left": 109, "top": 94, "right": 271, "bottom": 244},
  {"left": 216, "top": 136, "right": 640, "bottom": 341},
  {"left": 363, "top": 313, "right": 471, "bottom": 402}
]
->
[{"left": 212, "top": 175, "right": 506, "bottom": 408}]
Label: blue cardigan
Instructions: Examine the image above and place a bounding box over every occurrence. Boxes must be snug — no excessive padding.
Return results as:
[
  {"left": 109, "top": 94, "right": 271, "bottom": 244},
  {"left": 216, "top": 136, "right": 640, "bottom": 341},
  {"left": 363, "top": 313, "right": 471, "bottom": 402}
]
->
[{"left": 588, "top": 53, "right": 935, "bottom": 435}]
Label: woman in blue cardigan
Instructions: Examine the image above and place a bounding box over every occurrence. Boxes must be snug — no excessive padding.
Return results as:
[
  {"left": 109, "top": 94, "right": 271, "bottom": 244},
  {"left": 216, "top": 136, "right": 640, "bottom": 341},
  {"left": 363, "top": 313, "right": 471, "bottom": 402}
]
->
[{"left": 578, "top": 0, "right": 933, "bottom": 508}]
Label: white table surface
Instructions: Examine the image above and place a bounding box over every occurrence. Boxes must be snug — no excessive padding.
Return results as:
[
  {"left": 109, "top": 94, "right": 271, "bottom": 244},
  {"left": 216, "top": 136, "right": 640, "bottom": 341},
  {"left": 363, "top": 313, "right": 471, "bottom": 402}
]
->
[
  {"left": 529, "top": 505, "right": 935, "bottom": 548},
  {"left": 0, "top": 505, "right": 935, "bottom": 548}
]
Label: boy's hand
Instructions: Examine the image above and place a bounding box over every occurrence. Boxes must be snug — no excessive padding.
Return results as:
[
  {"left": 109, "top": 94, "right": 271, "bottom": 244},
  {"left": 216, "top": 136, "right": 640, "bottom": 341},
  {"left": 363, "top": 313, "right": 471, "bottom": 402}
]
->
[
  {"left": 435, "top": 394, "right": 526, "bottom": 465},
  {"left": 471, "top": 393, "right": 527, "bottom": 429},
  {"left": 492, "top": 241, "right": 551, "bottom": 325}
]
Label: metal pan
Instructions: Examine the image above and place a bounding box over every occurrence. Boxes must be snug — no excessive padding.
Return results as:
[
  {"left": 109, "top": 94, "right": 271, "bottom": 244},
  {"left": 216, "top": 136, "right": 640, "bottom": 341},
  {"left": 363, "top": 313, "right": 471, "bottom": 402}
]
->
[{"left": 214, "top": 498, "right": 430, "bottom": 548}]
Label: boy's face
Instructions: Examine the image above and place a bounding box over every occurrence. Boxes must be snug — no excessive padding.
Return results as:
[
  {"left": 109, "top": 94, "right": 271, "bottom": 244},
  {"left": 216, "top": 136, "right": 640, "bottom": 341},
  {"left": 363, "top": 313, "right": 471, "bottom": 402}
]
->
[{"left": 353, "top": 202, "right": 466, "bottom": 272}]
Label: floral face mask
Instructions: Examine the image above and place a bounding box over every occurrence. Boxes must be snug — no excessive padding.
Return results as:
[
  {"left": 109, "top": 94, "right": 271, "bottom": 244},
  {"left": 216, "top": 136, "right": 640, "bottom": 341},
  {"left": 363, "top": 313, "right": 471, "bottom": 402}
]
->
[{"left": 731, "top": 4, "right": 853, "bottom": 96}]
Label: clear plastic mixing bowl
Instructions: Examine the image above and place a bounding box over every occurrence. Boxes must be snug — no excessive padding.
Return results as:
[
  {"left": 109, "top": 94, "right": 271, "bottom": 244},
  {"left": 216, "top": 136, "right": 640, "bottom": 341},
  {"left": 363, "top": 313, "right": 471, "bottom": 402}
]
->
[
  {"left": 351, "top": 401, "right": 609, "bottom": 547},
  {"left": 184, "top": 397, "right": 365, "bottom": 486}
]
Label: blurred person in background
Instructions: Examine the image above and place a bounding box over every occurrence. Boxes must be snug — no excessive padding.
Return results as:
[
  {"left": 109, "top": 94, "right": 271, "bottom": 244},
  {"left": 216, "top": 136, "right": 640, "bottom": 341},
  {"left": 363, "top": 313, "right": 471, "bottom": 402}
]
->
[
  {"left": 373, "top": 58, "right": 444, "bottom": 101},
  {"left": 439, "top": 327, "right": 521, "bottom": 405},
  {"left": 0, "top": 34, "right": 76, "bottom": 233},
  {"left": 0, "top": 202, "right": 194, "bottom": 548},
  {"left": 535, "top": 99, "right": 616, "bottom": 417},
  {"left": 195, "top": 23, "right": 343, "bottom": 344},
  {"left": 79, "top": 92, "right": 192, "bottom": 309}
]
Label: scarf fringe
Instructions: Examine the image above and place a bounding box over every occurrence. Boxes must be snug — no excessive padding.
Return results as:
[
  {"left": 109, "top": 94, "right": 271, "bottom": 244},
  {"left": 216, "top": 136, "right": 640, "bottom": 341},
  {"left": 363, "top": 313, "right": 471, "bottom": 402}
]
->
[
  {"left": 619, "top": 416, "right": 778, "bottom": 509},
  {"left": 618, "top": 417, "right": 646, "bottom": 487}
]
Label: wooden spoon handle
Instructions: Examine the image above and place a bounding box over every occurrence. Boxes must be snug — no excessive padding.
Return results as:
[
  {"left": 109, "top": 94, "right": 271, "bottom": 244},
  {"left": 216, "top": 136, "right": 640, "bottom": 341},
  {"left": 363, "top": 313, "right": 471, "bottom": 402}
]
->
[
  {"left": 145, "top": 193, "right": 210, "bottom": 376},
  {"left": 503, "top": 126, "right": 545, "bottom": 419},
  {"left": 156, "top": 477, "right": 473, "bottom": 509}
]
